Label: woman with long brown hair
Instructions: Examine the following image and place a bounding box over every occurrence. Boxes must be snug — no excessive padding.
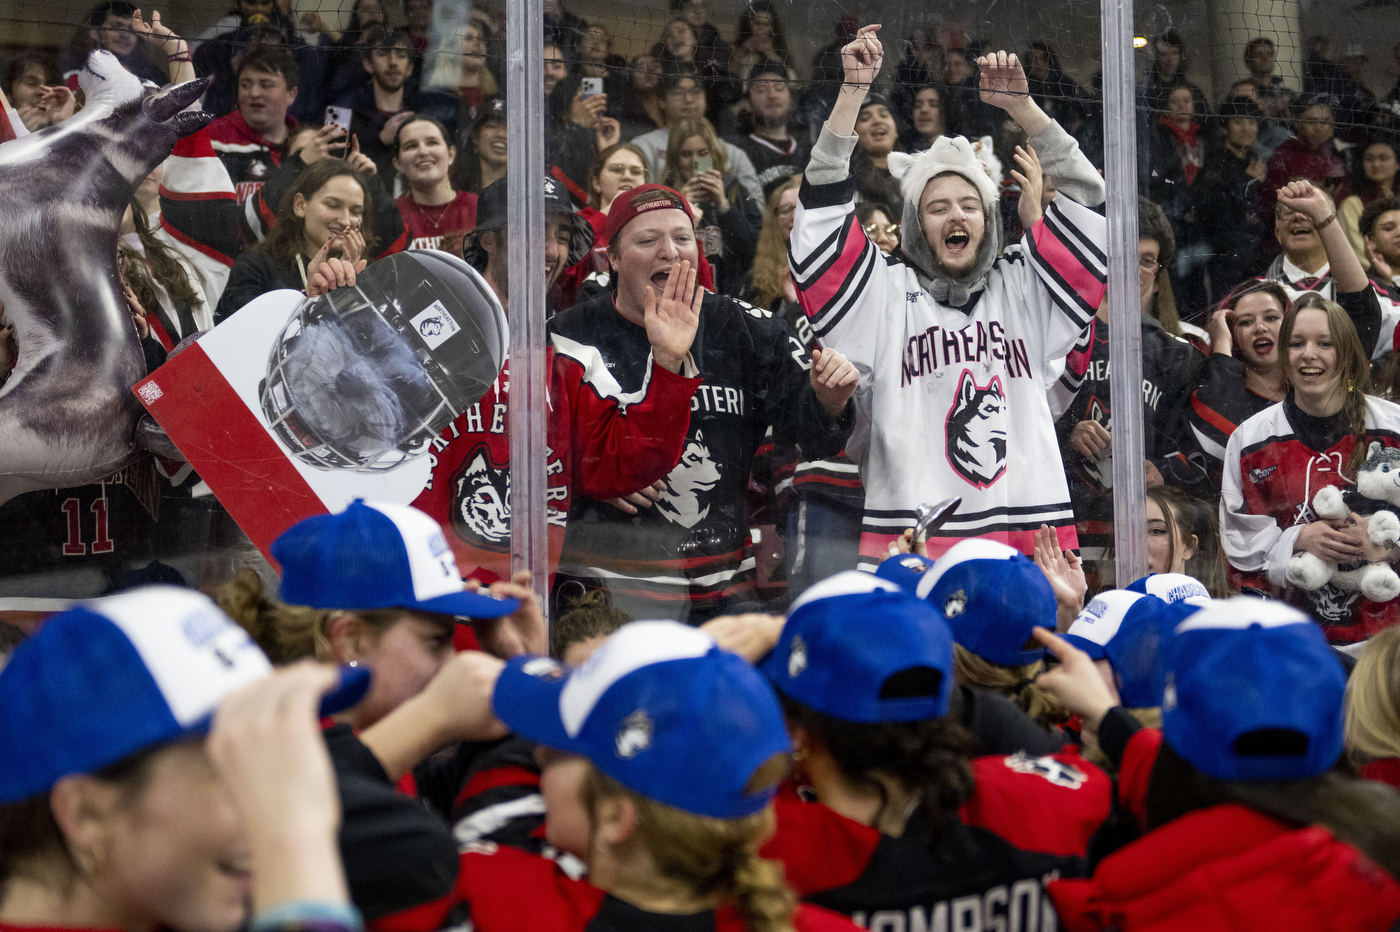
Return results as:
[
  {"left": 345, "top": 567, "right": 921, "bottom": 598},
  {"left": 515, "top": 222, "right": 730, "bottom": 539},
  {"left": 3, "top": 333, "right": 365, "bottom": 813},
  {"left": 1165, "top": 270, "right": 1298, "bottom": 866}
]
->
[
  {"left": 1190, "top": 278, "right": 1291, "bottom": 487},
  {"left": 1222, "top": 292, "right": 1400, "bottom": 642},
  {"left": 215, "top": 161, "right": 375, "bottom": 322}
]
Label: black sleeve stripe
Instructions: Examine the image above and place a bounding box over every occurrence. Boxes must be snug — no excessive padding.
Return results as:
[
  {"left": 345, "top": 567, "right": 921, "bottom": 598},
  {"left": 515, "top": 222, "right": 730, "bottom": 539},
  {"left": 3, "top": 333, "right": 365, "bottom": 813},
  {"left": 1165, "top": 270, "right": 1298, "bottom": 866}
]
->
[
  {"left": 798, "top": 173, "right": 858, "bottom": 210},
  {"left": 790, "top": 220, "right": 845, "bottom": 278},
  {"left": 805, "top": 233, "right": 875, "bottom": 322},
  {"left": 1045, "top": 200, "right": 1107, "bottom": 267}
]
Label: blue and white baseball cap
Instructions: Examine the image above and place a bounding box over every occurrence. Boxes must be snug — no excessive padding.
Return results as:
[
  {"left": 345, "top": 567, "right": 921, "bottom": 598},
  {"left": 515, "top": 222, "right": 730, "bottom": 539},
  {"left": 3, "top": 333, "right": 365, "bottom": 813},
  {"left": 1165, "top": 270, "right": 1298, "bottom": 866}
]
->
[
  {"left": 0, "top": 586, "right": 370, "bottom": 803},
  {"left": 1164, "top": 598, "right": 1345, "bottom": 781},
  {"left": 1065, "top": 590, "right": 1192, "bottom": 707},
  {"left": 1063, "top": 589, "right": 1145, "bottom": 660},
  {"left": 274, "top": 500, "right": 519, "bottom": 618},
  {"left": 759, "top": 570, "right": 954, "bottom": 723},
  {"left": 493, "top": 621, "right": 790, "bottom": 819},
  {"left": 916, "top": 539, "right": 1054, "bottom": 667},
  {"left": 1125, "top": 573, "right": 1211, "bottom": 607},
  {"left": 874, "top": 553, "right": 936, "bottom": 592}
]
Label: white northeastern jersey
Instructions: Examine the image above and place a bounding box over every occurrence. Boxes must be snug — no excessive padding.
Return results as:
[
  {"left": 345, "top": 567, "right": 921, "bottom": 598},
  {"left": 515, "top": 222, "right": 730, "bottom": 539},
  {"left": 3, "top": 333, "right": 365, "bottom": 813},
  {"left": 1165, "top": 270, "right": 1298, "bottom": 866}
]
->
[{"left": 789, "top": 132, "right": 1107, "bottom": 567}]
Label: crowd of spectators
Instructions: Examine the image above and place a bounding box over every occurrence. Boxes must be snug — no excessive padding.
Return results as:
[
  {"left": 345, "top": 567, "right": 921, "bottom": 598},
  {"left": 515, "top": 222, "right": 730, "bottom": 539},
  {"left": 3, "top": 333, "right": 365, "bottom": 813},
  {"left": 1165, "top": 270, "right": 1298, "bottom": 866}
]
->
[
  {"left": 8, "top": 7, "right": 1400, "bottom": 932},
  {"left": 5, "top": 2, "right": 1400, "bottom": 627}
]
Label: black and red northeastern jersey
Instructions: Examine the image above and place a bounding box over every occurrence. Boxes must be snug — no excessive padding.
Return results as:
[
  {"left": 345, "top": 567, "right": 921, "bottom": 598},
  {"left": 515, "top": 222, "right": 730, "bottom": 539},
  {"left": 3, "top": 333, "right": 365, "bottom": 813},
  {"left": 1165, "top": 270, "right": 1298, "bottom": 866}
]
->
[
  {"left": 549, "top": 291, "right": 852, "bottom": 619},
  {"left": 456, "top": 841, "right": 861, "bottom": 932},
  {"left": 1222, "top": 396, "right": 1400, "bottom": 641},
  {"left": 759, "top": 751, "right": 1113, "bottom": 932}
]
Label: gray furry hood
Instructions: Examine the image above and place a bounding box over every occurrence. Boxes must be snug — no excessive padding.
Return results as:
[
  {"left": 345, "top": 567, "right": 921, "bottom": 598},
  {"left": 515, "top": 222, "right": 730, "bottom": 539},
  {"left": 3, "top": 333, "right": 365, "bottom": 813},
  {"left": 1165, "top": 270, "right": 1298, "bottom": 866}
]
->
[{"left": 888, "top": 136, "right": 1003, "bottom": 308}]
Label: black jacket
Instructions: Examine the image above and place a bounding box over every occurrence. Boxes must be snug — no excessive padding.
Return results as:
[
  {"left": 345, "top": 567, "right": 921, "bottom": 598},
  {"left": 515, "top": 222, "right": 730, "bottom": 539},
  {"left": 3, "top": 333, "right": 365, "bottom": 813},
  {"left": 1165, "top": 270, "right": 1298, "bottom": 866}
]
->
[
  {"left": 322, "top": 724, "right": 460, "bottom": 926},
  {"left": 215, "top": 249, "right": 304, "bottom": 323},
  {"left": 1056, "top": 316, "right": 1209, "bottom": 545},
  {"left": 1193, "top": 142, "right": 1267, "bottom": 292}
]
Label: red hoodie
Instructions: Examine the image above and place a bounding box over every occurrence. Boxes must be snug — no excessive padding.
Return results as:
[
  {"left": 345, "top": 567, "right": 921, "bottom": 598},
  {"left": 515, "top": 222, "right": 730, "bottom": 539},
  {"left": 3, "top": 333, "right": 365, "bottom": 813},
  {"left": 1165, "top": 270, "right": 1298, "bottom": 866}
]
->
[{"left": 1048, "top": 803, "right": 1400, "bottom": 931}]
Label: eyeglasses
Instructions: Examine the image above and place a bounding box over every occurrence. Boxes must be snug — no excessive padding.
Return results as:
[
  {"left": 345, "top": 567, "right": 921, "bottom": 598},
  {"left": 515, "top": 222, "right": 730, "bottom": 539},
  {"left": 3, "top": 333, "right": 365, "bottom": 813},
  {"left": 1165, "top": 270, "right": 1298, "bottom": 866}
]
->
[
  {"left": 1139, "top": 256, "right": 1161, "bottom": 271},
  {"left": 864, "top": 222, "right": 899, "bottom": 237}
]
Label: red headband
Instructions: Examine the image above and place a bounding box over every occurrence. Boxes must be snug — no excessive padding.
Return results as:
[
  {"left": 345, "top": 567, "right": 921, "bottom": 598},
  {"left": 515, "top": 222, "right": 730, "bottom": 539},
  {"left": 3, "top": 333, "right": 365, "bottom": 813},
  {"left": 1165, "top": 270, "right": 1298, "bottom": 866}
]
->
[{"left": 604, "top": 184, "right": 695, "bottom": 245}]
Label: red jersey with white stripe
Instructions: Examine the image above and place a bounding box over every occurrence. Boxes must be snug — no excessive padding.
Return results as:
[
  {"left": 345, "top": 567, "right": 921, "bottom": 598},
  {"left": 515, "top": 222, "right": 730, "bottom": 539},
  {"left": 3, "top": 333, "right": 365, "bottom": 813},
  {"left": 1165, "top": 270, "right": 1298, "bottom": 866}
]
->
[
  {"left": 1221, "top": 395, "right": 1400, "bottom": 640},
  {"left": 789, "top": 125, "right": 1107, "bottom": 566},
  {"left": 411, "top": 336, "right": 701, "bottom": 584}
]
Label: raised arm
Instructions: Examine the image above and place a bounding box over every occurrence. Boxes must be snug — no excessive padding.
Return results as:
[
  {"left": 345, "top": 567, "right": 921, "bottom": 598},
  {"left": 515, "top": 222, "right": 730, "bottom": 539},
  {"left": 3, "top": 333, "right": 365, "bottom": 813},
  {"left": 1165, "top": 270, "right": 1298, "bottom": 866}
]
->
[
  {"left": 1279, "top": 180, "right": 1368, "bottom": 293},
  {"left": 825, "top": 24, "right": 884, "bottom": 138}
]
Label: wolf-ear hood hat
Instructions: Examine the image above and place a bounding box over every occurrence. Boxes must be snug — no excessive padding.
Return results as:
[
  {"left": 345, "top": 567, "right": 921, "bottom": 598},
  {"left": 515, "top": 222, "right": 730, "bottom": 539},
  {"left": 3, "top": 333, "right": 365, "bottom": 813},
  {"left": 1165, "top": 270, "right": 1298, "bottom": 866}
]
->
[{"left": 888, "top": 136, "right": 1002, "bottom": 308}]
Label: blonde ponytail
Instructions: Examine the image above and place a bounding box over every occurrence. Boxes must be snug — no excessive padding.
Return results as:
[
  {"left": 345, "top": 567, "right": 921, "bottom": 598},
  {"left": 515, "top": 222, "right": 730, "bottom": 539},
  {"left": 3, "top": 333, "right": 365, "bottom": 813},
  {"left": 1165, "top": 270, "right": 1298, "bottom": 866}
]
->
[
  {"left": 216, "top": 568, "right": 336, "bottom": 664},
  {"left": 726, "top": 846, "right": 797, "bottom": 932},
  {"left": 583, "top": 767, "right": 798, "bottom": 932},
  {"left": 952, "top": 644, "right": 1070, "bottom": 727}
]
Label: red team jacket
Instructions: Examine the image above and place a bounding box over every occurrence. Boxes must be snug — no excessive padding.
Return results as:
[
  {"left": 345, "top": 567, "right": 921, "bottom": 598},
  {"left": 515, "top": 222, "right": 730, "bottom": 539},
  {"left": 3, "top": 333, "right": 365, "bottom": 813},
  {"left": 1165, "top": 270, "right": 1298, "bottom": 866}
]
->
[
  {"left": 1049, "top": 727, "right": 1400, "bottom": 931},
  {"left": 456, "top": 842, "right": 861, "bottom": 931},
  {"left": 759, "top": 750, "right": 1113, "bottom": 932},
  {"left": 412, "top": 336, "right": 701, "bottom": 583}
]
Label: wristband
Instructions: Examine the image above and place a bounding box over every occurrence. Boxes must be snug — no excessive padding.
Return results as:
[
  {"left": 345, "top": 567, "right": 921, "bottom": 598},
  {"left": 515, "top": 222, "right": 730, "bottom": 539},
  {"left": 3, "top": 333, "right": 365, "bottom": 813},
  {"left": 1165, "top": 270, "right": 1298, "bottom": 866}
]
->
[
  {"left": 1315, "top": 211, "right": 1337, "bottom": 231},
  {"left": 168, "top": 54, "right": 191, "bottom": 63}
]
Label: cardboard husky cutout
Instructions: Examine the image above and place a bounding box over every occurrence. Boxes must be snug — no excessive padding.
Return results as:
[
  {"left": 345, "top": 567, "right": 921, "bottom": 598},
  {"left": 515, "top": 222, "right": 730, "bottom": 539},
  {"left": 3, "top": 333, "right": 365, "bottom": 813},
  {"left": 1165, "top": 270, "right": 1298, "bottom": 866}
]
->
[{"left": 0, "top": 52, "right": 209, "bottom": 507}]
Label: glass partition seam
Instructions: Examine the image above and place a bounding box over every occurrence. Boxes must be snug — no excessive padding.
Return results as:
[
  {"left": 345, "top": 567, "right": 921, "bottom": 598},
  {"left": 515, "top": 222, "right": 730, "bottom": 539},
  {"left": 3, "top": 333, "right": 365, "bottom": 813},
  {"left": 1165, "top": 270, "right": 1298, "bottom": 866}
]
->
[
  {"left": 1103, "top": 0, "right": 1148, "bottom": 582},
  {"left": 506, "top": 0, "right": 550, "bottom": 618}
]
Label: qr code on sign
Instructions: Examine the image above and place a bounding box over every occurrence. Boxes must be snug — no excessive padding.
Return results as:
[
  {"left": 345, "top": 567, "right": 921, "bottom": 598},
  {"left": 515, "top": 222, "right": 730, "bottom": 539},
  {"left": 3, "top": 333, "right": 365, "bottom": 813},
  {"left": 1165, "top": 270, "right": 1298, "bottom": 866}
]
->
[{"left": 137, "top": 381, "right": 163, "bottom": 404}]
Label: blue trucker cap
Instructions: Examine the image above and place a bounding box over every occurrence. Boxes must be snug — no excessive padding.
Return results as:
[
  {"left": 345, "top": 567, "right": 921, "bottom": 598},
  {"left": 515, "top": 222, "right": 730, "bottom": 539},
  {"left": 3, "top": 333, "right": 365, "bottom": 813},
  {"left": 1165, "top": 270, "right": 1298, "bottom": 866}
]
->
[
  {"left": 760, "top": 570, "right": 955, "bottom": 723},
  {"left": 0, "top": 586, "right": 370, "bottom": 803},
  {"left": 874, "top": 553, "right": 936, "bottom": 592},
  {"left": 493, "top": 620, "right": 791, "bottom": 820},
  {"left": 1066, "top": 589, "right": 1196, "bottom": 707},
  {"left": 1163, "top": 597, "right": 1345, "bottom": 781},
  {"left": 273, "top": 499, "right": 519, "bottom": 618},
  {"left": 1125, "top": 573, "right": 1211, "bottom": 607},
  {"left": 916, "top": 539, "right": 1054, "bottom": 667}
]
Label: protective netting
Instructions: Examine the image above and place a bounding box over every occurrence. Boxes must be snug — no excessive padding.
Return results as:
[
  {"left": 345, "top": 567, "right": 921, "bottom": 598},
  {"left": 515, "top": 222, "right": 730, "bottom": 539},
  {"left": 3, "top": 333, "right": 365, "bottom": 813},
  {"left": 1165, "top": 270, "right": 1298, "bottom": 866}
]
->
[{"left": 2, "top": 0, "right": 1400, "bottom": 626}]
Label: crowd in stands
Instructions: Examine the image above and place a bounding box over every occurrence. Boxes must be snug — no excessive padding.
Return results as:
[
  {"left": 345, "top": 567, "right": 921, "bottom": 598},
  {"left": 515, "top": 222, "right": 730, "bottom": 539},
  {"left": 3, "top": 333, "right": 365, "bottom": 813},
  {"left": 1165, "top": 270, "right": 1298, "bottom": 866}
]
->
[{"left": 6, "top": 7, "right": 1400, "bottom": 929}]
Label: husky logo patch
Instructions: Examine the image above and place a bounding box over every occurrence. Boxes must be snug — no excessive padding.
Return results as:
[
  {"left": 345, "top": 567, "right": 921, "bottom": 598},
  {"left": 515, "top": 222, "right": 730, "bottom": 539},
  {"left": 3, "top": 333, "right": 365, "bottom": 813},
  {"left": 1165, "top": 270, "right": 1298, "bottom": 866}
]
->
[
  {"left": 1004, "top": 752, "right": 1088, "bottom": 789},
  {"left": 451, "top": 445, "right": 511, "bottom": 550},
  {"left": 944, "top": 589, "right": 968, "bottom": 618},
  {"left": 1248, "top": 465, "right": 1278, "bottom": 483},
  {"left": 655, "top": 430, "right": 722, "bottom": 529},
  {"left": 615, "top": 710, "right": 653, "bottom": 759},
  {"left": 1306, "top": 581, "right": 1360, "bottom": 627},
  {"left": 788, "top": 635, "right": 808, "bottom": 678},
  {"left": 946, "top": 370, "right": 1007, "bottom": 488}
]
